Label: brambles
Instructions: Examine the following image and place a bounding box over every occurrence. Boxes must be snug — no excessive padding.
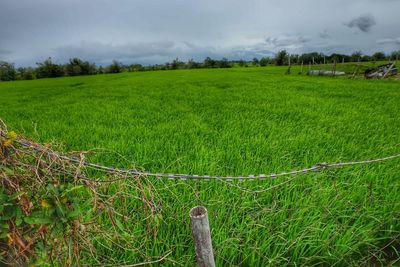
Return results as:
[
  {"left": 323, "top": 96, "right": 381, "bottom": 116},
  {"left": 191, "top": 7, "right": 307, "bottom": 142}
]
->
[
  {"left": 0, "top": 133, "right": 92, "bottom": 265},
  {"left": 0, "top": 128, "right": 161, "bottom": 266}
]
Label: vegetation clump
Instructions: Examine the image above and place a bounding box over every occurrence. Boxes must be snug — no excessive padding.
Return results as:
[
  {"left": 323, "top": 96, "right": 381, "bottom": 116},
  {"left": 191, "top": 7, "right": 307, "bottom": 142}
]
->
[{"left": 0, "top": 124, "right": 160, "bottom": 266}]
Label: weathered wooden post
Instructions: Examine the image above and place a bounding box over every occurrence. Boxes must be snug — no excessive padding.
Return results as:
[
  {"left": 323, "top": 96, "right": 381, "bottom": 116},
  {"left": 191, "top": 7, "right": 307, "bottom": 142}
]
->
[
  {"left": 332, "top": 60, "right": 337, "bottom": 76},
  {"left": 286, "top": 54, "right": 291, "bottom": 74},
  {"left": 190, "top": 206, "right": 215, "bottom": 267},
  {"left": 299, "top": 61, "right": 304, "bottom": 74}
]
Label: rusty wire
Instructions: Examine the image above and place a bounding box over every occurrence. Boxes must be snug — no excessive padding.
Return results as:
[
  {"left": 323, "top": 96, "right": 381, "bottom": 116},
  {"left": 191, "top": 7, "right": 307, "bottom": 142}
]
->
[{"left": 2, "top": 130, "right": 399, "bottom": 182}]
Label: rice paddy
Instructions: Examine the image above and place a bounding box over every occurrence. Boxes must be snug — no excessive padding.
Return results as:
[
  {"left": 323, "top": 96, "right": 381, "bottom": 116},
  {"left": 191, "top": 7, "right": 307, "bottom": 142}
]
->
[{"left": 1, "top": 66, "right": 399, "bottom": 265}]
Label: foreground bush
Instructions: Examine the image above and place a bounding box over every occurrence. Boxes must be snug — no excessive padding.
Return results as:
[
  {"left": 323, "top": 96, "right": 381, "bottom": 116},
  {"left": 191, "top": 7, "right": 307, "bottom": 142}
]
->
[{"left": 0, "top": 127, "right": 160, "bottom": 266}]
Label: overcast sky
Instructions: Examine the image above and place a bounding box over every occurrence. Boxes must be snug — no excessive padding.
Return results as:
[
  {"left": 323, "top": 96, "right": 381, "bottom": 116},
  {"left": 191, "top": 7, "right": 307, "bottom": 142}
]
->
[{"left": 1, "top": 0, "right": 400, "bottom": 66}]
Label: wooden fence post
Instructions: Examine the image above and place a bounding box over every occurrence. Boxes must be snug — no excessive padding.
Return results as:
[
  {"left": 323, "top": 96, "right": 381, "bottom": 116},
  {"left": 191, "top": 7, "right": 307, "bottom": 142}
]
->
[
  {"left": 332, "top": 60, "right": 337, "bottom": 77},
  {"left": 286, "top": 55, "right": 291, "bottom": 74},
  {"left": 190, "top": 206, "right": 215, "bottom": 267},
  {"left": 299, "top": 61, "right": 303, "bottom": 75}
]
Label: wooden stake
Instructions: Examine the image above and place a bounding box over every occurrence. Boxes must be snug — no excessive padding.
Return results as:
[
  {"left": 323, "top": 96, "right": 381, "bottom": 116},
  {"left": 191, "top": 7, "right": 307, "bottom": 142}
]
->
[
  {"left": 286, "top": 54, "right": 291, "bottom": 74},
  {"left": 190, "top": 206, "right": 215, "bottom": 267},
  {"left": 299, "top": 61, "right": 304, "bottom": 74},
  {"left": 332, "top": 60, "right": 337, "bottom": 77}
]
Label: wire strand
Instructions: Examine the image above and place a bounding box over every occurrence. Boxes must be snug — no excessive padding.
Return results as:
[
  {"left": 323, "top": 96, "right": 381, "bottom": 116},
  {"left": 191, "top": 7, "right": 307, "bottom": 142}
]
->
[{"left": 1, "top": 130, "right": 400, "bottom": 182}]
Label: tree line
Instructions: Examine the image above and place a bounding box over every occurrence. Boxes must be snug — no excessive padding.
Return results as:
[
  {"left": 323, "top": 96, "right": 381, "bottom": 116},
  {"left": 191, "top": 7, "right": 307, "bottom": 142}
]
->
[
  {"left": 273, "top": 50, "right": 400, "bottom": 66},
  {"left": 1, "top": 50, "right": 399, "bottom": 81},
  {"left": 0, "top": 57, "right": 235, "bottom": 81}
]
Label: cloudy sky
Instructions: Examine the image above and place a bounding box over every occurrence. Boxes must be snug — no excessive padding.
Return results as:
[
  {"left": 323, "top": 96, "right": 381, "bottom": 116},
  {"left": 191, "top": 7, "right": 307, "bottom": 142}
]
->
[{"left": 1, "top": 0, "right": 400, "bottom": 66}]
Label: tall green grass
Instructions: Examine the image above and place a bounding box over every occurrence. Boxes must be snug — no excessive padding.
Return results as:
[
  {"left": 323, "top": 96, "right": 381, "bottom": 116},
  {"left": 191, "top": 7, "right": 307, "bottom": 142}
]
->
[{"left": 1, "top": 66, "right": 399, "bottom": 265}]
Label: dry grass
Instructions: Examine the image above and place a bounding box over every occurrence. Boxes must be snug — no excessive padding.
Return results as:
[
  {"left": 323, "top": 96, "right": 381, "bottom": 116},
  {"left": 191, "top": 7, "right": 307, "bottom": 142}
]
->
[{"left": 0, "top": 121, "right": 164, "bottom": 266}]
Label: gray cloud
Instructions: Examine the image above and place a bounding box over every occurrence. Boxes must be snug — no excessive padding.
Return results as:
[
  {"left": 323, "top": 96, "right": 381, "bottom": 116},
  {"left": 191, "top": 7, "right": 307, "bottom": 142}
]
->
[
  {"left": 265, "top": 36, "right": 310, "bottom": 49},
  {"left": 319, "top": 30, "right": 331, "bottom": 39},
  {"left": 227, "top": 45, "right": 274, "bottom": 59},
  {"left": 51, "top": 41, "right": 274, "bottom": 65},
  {"left": 376, "top": 37, "right": 400, "bottom": 45},
  {"left": 53, "top": 41, "right": 177, "bottom": 64},
  {"left": 0, "top": 49, "right": 12, "bottom": 56},
  {"left": 1, "top": 0, "right": 400, "bottom": 66},
  {"left": 346, "top": 14, "right": 376, "bottom": 32}
]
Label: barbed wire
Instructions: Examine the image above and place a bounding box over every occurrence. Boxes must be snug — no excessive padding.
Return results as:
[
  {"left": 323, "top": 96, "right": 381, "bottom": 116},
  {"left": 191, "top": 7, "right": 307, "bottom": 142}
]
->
[{"left": 1, "top": 130, "right": 400, "bottom": 182}]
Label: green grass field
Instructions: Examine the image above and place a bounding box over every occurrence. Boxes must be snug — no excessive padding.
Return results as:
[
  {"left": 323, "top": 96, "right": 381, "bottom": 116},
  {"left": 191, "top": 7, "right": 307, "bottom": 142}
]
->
[{"left": 1, "top": 66, "right": 400, "bottom": 265}]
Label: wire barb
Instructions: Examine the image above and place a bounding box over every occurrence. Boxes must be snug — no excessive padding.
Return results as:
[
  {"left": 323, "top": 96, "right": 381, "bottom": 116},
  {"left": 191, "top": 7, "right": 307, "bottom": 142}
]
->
[{"left": 1, "top": 130, "right": 400, "bottom": 182}]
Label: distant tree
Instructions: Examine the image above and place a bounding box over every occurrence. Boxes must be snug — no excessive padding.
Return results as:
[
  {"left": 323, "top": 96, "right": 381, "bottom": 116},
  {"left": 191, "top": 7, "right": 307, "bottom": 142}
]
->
[
  {"left": 16, "top": 67, "right": 25, "bottom": 80},
  {"left": 17, "top": 67, "right": 36, "bottom": 80},
  {"left": 23, "top": 68, "right": 36, "bottom": 80},
  {"left": 259, "top": 57, "right": 269, "bottom": 66},
  {"left": 361, "top": 55, "right": 371, "bottom": 62},
  {"left": 252, "top": 58, "right": 259, "bottom": 66},
  {"left": 391, "top": 50, "right": 400, "bottom": 61},
  {"left": 203, "top": 57, "right": 216, "bottom": 68},
  {"left": 275, "top": 50, "right": 288, "bottom": 66},
  {"left": 350, "top": 51, "right": 362, "bottom": 62},
  {"left": 0, "top": 61, "right": 16, "bottom": 81},
  {"left": 371, "top": 52, "right": 386, "bottom": 61},
  {"left": 65, "top": 58, "right": 97, "bottom": 76},
  {"left": 299, "top": 52, "right": 321, "bottom": 64},
  {"left": 238, "top": 59, "right": 246, "bottom": 67},
  {"left": 217, "top": 58, "right": 231, "bottom": 68},
  {"left": 170, "top": 58, "right": 184, "bottom": 69},
  {"left": 128, "top": 64, "right": 144, "bottom": 72},
  {"left": 79, "top": 60, "right": 96, "bottom": 75},
  {"left": 107, "top": 60, "right": 123, "bottom": 73},
  {"left": 65, "top": 58, "right": 83, "bottom": 76},
  {"left": 329, "top": 53, "right": 350, "bottom": 63},
  {"left": 171, "top": 58, "right": 178, "bottom": 69},
  {"left": 187, "top": 59, "right": 200, "bottom": 69},
  {"left": 36, "top": 58, "right": 64, "bottom": 78},
  {"left": 289, "top": 54, "right": 299, "bottom": 64}
]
